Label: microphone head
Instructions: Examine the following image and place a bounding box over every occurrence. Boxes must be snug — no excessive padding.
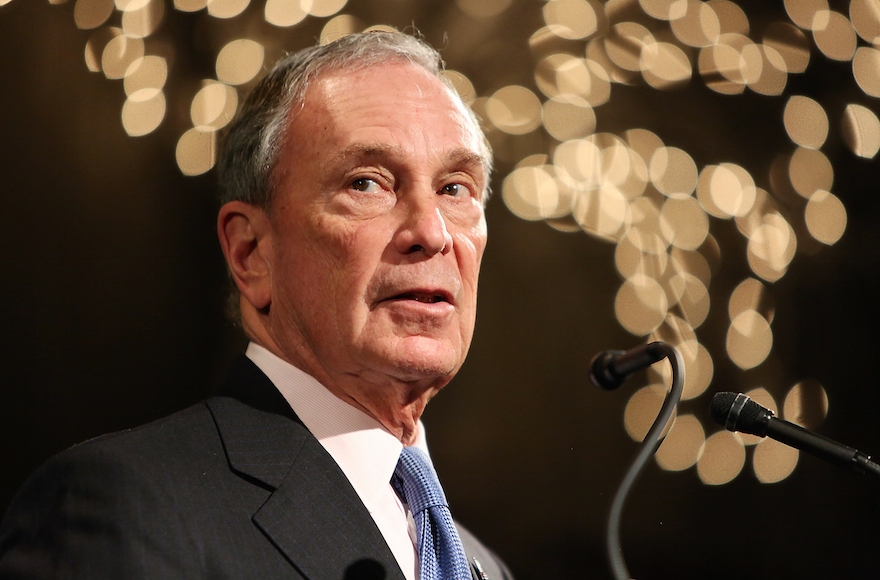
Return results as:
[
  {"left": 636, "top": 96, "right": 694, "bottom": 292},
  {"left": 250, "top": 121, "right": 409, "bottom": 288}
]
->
[
  {"left": 710, "top": 391, "right": 772, "bottom": 437},
  {"left": 710, "top": 392, "right": 738, "bottom": 425},
  {"left": 589, "top": 350, "right": 627, "bottom": 390}
]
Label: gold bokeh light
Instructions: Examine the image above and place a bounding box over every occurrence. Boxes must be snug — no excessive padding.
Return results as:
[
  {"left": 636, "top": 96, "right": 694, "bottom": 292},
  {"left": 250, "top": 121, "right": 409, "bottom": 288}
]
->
[
  {"left": 783, "top": 95, "right": 828, "bottom": 149},
  {"left": 22, "top": 0, "right": 871, "bottom": 488},
  {"left": 542, "top": 95, "right": 596, "bottom": 141},
  {"left": 764, "top": 22, "right": 810, "bottom": 73},
  {"left": 811, "top": 10, "right": 857, "bottom": 61},
  {"left": 784, "top": 0, "right": 828, "bottom": 31},
  {"left": 501, "top": 165, "right": 564, "bottom": 222},
  {"left": 728, "top": 277, "right": 774, "bottom": 323},
  {"left": 123, "top": 55, "right": 167, "bottom": 96},
  {"left": 656, "top": 414, "right": 705, "bottom": 471},
  {"left": 122, "top": 0, "right": 165, "bottom": 38},
  {"left": 122, "top": 90, "right": 165, "bottom": 136},
  {"left": 174, "top": 0, "right": 208, "bottom": 12},
  {"left": 711, "top": 0, "right": 749, "bottom": 35},
  {"left": 75, "top": 0, "right": 114, "bottom": 30},
  {"left": 842, "top": 103, "right": 880, "bottom": 158},
  {"left": 624, "top": 383, "right": 675, "bottom": 442},
  {"left": 783, "top": 380, "right": 829, "bottom": 428},
  {"left": 486, "top": 85, "right": 544, "bottom": 135},
  {"left": 726, "top": 309, "right": 773, "bottom": 369},
  {"left": 659, "top": 196, "right": 709, "bottom": 251},
  {"left": 191, "top": 82, "right": 238, "bottom": 130},
  {"left": 85, "top": 27, "right": 122, "bottom": 72},
  {"left": 176, "top": 128, "right": 215, "bottom": 176},
  {"left": 543, "top": 0, "right": 601, "bottom": 41},
  {"left": 789, "top": 146, "right": 833, "bottom": 198},
  {"left": 216, "top": 39, "right": 265, "bottom": 86},
  {"left": 615, "top": 274, "right": 668, "bottom": 335},
  {"left": 851, "top": 0, "right": 880, "bottom": 43},
  {"left": 805, "top": 190, "right": 847, "bottom": 245},
  {"left": 852, "top": 47, "right": 880, "bottom": 97},
  {"left": 264, "top": 0, "right": 308, "bottom": 27},
  {"left": 321, "top": 14, "right": 365, "bottom": 43},
  {"left": 308, "top": 0, "right": 348, "bottom": 18},
  {"left": 753, "top": 438, "right": 799, "bottom": 483},
  {"left": 746, "top": 213, "right": 796, "bottom": 282},
  {"left": 102, "top": 34, "right": 144, "bottom": 79},
  {"left": 671, "top": 0, "right": 720, "bottom": 47},
  {"left": 640, "top": 41, "right": 692, "bottom": 89},
  {"left": 207, "top": 0, "right": 251, "bottom": 19},
  {"left": 697, "top": 431, "right": 745, "bottom": 485}
]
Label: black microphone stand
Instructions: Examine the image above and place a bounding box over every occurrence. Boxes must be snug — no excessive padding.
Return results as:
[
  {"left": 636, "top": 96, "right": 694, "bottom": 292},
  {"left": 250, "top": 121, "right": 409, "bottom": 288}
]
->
[{"left": 599, "top": 342, "right": 684, "bottom": 580}]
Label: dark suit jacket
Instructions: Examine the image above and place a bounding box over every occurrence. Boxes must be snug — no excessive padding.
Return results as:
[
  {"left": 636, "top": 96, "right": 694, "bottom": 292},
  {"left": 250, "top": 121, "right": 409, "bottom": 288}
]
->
[{"left": 0, "top": 357, "right": 511, "bottom": 579}]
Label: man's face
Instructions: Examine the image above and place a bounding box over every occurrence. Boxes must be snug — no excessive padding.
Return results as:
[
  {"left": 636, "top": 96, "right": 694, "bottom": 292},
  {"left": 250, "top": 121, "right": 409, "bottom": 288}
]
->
[{"left": 263, "top": 61, "right": 488, "bottom": 398}]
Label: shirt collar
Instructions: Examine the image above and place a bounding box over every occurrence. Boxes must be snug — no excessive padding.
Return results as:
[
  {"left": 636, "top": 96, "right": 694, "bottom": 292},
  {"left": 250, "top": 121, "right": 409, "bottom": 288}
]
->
[{"left": 244, "top": 342, "right": 429, "bottom": 512}]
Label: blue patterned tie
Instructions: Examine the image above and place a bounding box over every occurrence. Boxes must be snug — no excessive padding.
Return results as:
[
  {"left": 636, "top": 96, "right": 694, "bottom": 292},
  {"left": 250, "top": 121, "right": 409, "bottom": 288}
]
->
[{"left": 392, "top": 447, "right": 472, "bottom": 580}]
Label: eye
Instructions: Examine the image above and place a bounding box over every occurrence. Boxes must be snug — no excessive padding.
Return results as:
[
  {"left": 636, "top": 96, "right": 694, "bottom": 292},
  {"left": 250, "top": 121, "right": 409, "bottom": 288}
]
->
[
  {"left": 350, "top": 177, "right": 382, "bottom": 193},
  {"left": 439, "top": 182, "right": 469, "bottom": 197}
]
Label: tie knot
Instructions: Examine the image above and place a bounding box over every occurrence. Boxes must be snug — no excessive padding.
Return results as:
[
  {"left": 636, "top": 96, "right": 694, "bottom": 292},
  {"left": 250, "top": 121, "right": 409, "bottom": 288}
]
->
[{"left": 393, "top": 447, "right": 448, "bottom": 514}]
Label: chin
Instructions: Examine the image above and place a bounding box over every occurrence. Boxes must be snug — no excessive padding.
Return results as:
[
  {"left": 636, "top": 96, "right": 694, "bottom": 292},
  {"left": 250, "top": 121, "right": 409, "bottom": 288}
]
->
[{"left": 380, "top": 338, "right": 463, "bottom": 383}]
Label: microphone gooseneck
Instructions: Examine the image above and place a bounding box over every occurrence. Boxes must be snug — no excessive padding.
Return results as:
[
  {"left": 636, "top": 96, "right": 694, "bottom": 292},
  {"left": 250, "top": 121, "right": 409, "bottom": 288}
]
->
[
  {"left": 711, "top": 392, "right": 880, "bottom": 480},
  {"left": 591, "top": 341, "right": 685, "bottom": 580}
]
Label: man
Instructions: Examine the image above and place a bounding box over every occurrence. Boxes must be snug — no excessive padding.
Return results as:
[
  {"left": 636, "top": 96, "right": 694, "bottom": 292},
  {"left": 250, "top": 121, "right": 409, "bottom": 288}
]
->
[{"left": 0, "top": 32, "right": 511, "bottom": 579}]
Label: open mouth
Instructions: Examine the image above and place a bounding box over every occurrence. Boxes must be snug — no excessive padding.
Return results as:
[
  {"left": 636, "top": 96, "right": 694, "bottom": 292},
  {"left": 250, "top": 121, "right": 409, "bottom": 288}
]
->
[{"left": 392, "top": 292, "right": 450, "bottom": 304}]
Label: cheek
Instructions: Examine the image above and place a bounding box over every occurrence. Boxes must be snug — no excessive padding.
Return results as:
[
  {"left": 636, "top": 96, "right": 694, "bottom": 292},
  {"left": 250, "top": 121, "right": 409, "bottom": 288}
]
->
[
  {"left": 305, "top": 216, "right": 378, "bottom": 278},
  {"left": 313, "top": 221, "right": 391, "bottom": 316},
  {"left": 455, "top": 229, "right": 487, "bottom": 285}
]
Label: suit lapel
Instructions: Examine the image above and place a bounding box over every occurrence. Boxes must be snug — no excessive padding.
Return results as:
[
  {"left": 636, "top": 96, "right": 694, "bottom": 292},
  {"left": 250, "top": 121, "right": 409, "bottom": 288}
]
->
[{"left": 208, "top": 357, "right": 406, "bottom": 580}]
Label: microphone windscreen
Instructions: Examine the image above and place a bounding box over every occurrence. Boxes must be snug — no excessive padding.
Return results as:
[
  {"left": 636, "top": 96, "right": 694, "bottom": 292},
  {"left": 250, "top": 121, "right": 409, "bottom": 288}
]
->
[
  {"left": 710, "top": 392, "right": 737, "bottom": 426},
  {"left": 710, "top": 392, "right": 767, "bottom": 435}
]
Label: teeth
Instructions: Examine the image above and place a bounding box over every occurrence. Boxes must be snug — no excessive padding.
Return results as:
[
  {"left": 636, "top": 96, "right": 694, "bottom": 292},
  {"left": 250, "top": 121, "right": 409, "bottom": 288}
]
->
[{"left": 399, "top": 293, "right": 442, "bottom": 303}]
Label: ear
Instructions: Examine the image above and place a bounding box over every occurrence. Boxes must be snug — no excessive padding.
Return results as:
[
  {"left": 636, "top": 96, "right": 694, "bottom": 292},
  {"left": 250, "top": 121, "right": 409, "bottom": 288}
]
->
[{"left": 217, "top": 201, "right": 273, "bottom": 311}]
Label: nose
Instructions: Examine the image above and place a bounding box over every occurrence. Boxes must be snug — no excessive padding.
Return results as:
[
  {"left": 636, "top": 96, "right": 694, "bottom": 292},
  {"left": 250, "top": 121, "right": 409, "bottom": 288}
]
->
[{"left": 393, "top": 194, "right": 453, "bottom": 257}]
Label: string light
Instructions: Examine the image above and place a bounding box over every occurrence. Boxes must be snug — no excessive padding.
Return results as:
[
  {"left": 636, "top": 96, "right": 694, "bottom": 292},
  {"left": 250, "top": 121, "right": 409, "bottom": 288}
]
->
[{"left": 15, "top": 0, "right": 874, "bottom": 486}]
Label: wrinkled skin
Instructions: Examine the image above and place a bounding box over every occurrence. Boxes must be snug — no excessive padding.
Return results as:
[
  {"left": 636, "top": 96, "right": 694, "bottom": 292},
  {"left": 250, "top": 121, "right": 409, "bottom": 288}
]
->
[{"left": 218, "top": 62, "right": 488, "bottom": 444}]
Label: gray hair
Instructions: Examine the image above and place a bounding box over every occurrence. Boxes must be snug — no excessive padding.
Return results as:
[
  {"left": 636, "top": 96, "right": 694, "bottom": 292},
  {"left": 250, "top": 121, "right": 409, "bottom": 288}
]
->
[{"left": 217, "top": 31, "right": 492, "bottom": 210}]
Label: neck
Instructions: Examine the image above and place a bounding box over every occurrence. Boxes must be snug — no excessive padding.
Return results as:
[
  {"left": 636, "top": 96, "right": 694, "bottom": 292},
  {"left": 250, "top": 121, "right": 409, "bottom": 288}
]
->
[{"left": 242, "top": 311, "right": 441, "bottom": 444}]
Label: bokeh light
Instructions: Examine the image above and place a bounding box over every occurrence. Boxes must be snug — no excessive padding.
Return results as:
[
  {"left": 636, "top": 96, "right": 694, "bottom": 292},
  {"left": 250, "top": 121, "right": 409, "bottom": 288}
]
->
[
  {"left": 122, "top": 0, "right": 165, "bottom": 38},
  {"left": 784, "top": 95, "right": 828, "bottom": 149},
  {"left": 265, "top": 0, "right": 308, "bottom": 27},
  {"left": 624, "top": 383, "right": 675, "bottom": 442},
  {"left": 805, "top": 190, "right": 847, "bottom": 245},
  {"left": 176, "top": 128, "right": 215, "bottom": 176},
  {"left": 28, "top": 0, "right": 870, "bottom": 489},
  {"left": 486, "top": 85, "right": 544, "bottom": 135},
  {"left": 207, "top": 0, "right": 250, "bottom": 19},
  {"left": 191, "top": 82, "right": 238, "bottom": 130},
  {"left": 726, "top": 309, "right": 773, "bottom": 369},
  {"left": 697, "top": 431, "right": 745, "bottom": 485},
  {"left": 656, "top": 414, "right": 705, "bottom": 471},
  {"left": 753, "top": 438, "right": 799, "bottom": 483},
  {"left": 216, "top": 39, "right": 265, "bottom": 86},
  {"left": 102, "top": 34, "right": 145, "bottom": 79},
  {"left": 75, "top": 0, "right": 114, "bottom": 29},
  {"left": 842, "top": 103, "right": 880, "bottom": 158}
]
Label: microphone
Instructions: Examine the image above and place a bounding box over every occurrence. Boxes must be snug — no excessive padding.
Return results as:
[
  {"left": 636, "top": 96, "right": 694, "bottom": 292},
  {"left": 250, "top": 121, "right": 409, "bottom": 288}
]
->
[
  {"left": 711, "top": 392, "right": 880, "bottom": 480},
  {"left": 590, "top": 341, "right": 685, "bottom": 580},
  {"left": 589, "top": 342, "right": 670, "bottom": 390}
]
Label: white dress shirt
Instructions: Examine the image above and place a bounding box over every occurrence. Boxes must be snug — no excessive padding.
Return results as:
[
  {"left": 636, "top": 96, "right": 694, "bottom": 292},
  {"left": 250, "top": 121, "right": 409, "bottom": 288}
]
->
[{"left": 246, "top": 343, "right": 424, "bottom": 580}]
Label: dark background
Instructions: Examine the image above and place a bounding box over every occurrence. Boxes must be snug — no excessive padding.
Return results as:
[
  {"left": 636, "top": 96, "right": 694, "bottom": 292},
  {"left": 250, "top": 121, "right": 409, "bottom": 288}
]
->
[{"left": 2, "top": 1, "right": 880, "bottom": 578}]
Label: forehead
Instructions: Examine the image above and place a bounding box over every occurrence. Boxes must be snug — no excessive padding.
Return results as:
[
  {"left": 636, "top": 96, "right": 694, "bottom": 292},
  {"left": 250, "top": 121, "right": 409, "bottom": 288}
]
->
[{"left": 289, "top": 61, "right": 485, "bottom": 165}]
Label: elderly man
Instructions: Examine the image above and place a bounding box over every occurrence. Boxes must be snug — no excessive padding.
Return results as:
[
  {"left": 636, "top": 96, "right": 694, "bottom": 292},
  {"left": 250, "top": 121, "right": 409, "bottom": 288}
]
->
[{"left": 0, "top": 32, "right": 510, "bottom": 580}]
